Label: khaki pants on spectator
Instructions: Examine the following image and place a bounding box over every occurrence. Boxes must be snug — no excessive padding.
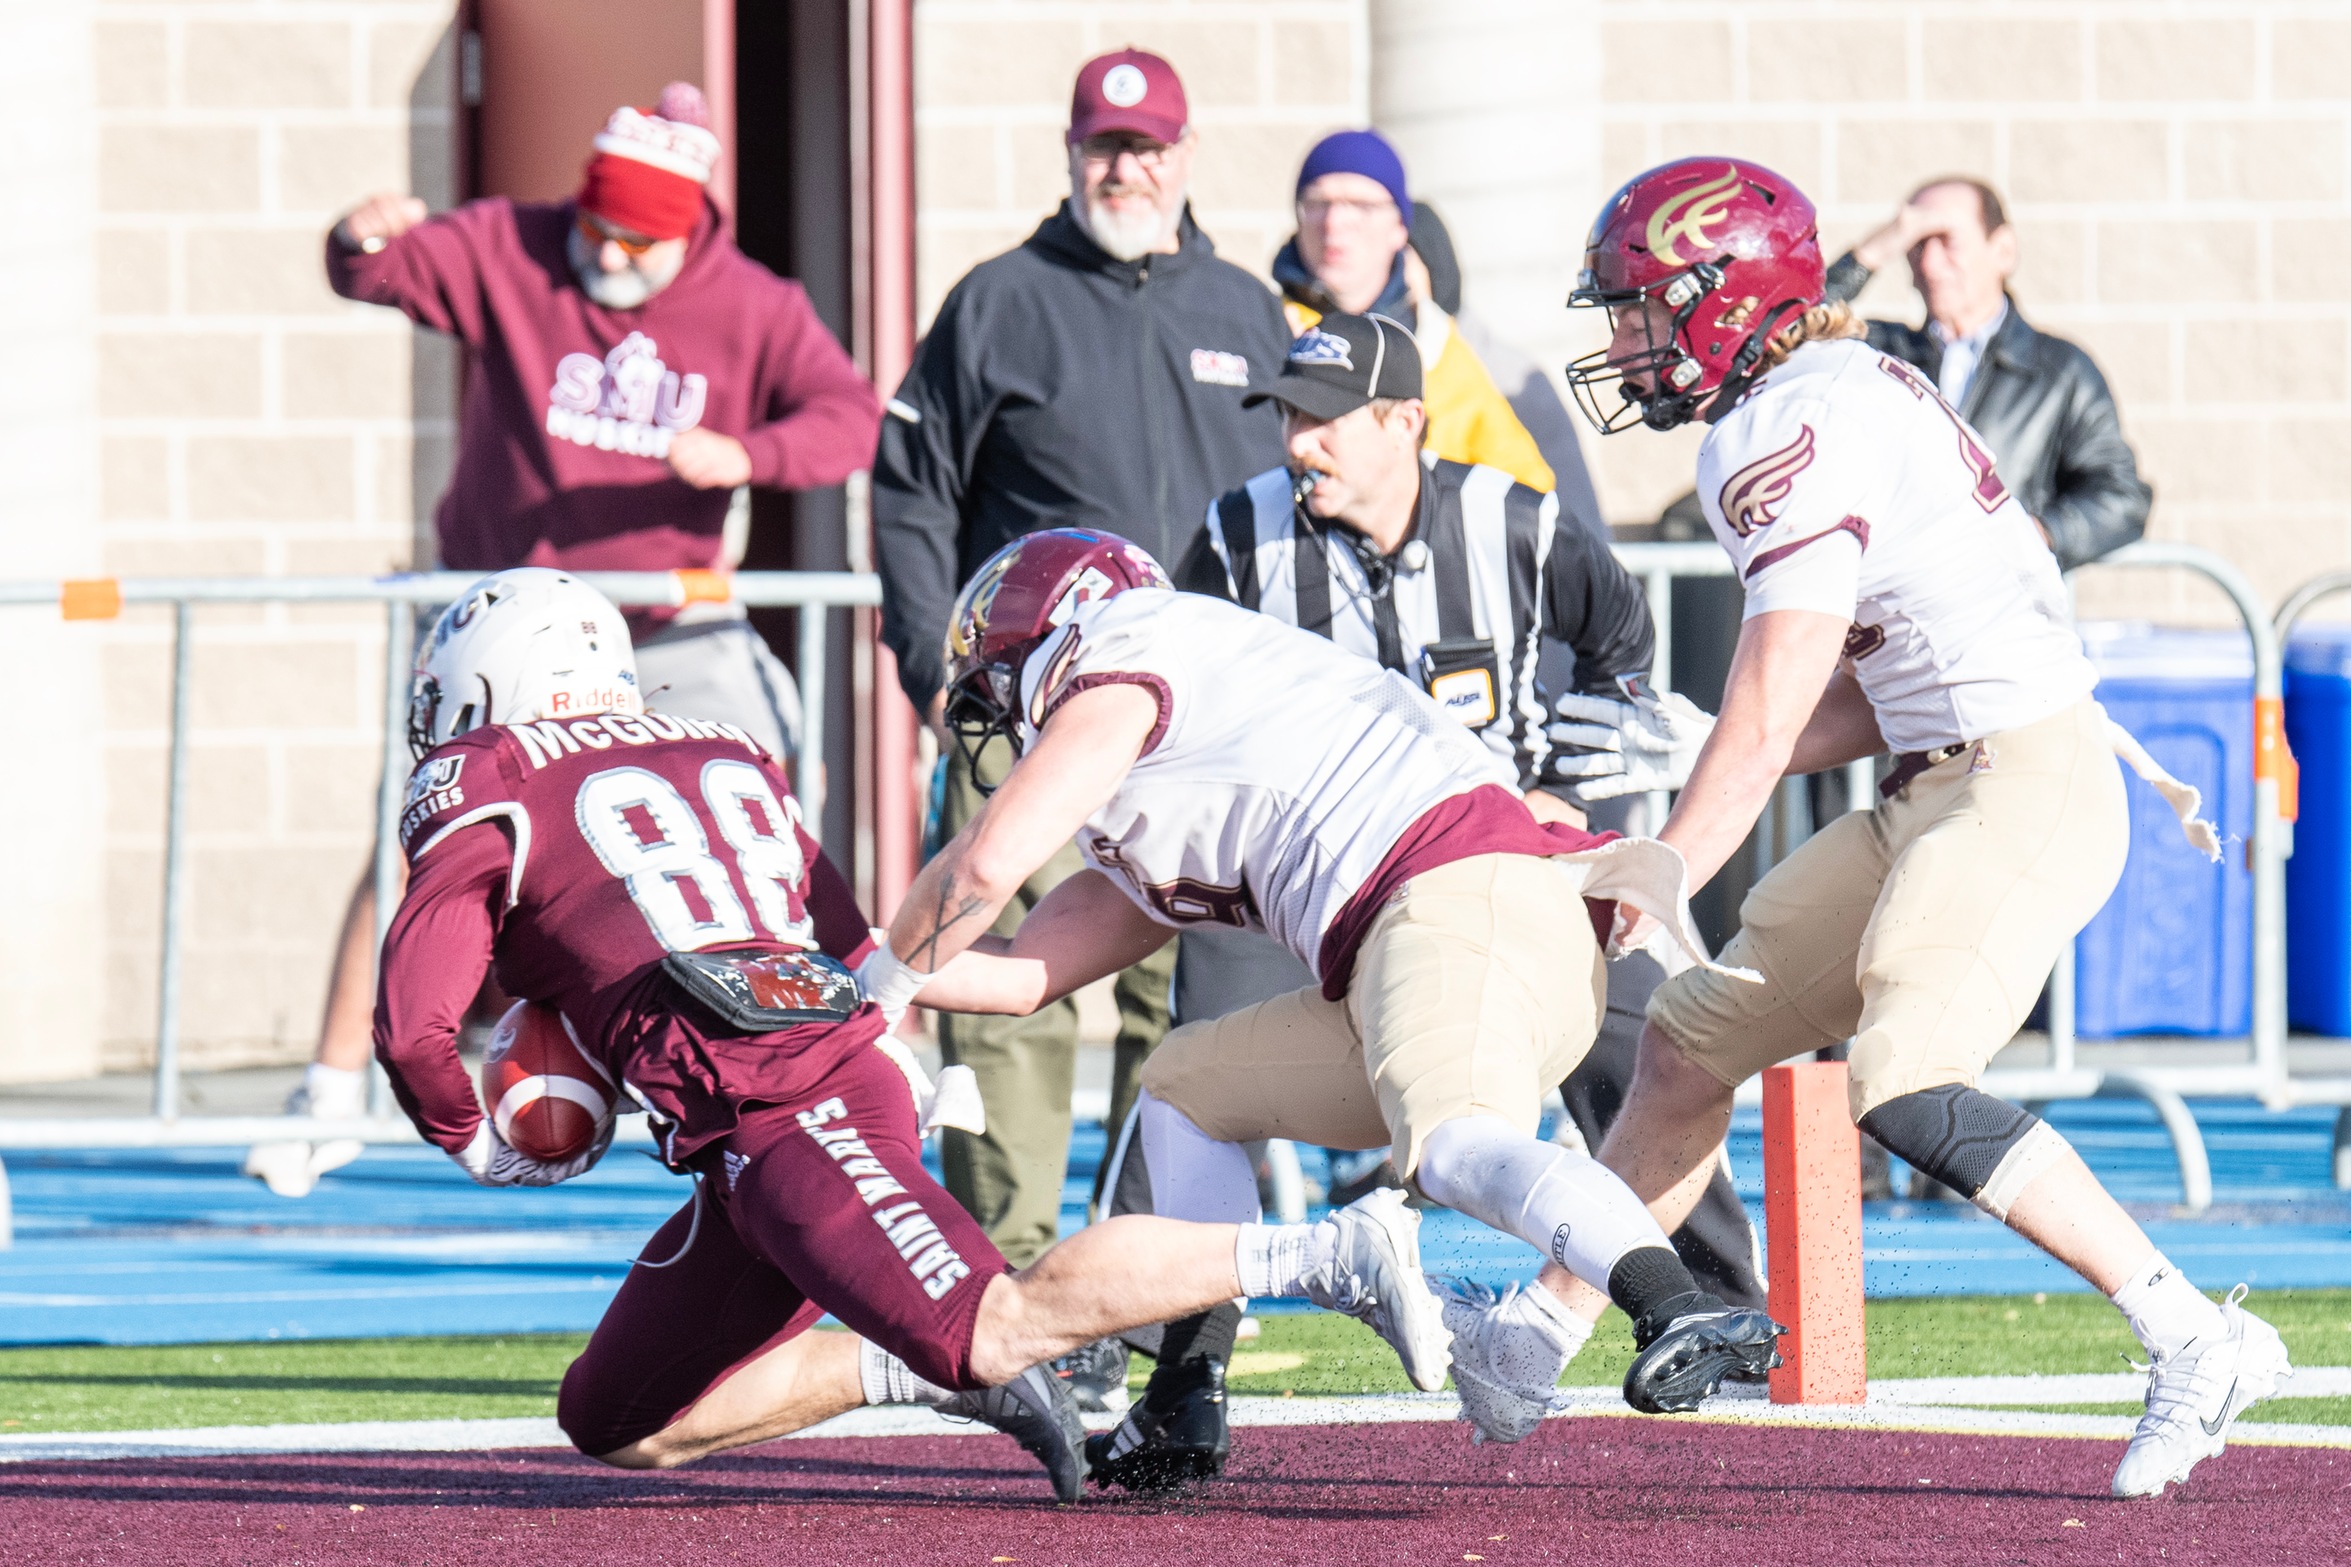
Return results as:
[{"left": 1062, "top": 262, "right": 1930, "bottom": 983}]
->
[{"left": 934, "top": 736, "right": 1176, "bottom": 1267}]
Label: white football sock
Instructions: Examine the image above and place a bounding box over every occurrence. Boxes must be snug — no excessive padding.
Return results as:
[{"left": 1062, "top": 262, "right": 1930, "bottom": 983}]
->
[
  {"left": 1415, "top": 1115, "right": 1673, "bottom": 1287},
  {"left": 1139, "top": 1090, "right": 1260, "bottom": 1223},
  {"left": 858, "top": 1338, "right": 953, "bottom": 1406},
  {"left": 301, "top": 1062, "right": 368, "bottom": 1119},
  {"left": 2111, "top": 1250, "right": 2226, "bottom": 1359},
  {"left": 1491, "top": 1281, "right": 1594, "bottom": 1379},
  {"left": 1235, "top": 1219, "right": 1338, "bottom": 1299}
]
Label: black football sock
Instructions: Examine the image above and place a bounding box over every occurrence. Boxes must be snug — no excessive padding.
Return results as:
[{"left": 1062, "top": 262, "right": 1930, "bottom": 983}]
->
[
  {"left": 1609, "top": 1245, "right": 1725, "bottom": 1348},
  {"left": 1141, "top": 1302, "right": 1241, "bottom": 1394}
]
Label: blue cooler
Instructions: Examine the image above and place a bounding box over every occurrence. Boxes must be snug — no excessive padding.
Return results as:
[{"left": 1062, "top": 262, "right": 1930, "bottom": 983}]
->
[
  {"left": 2287, "top": 627, "right": 2351, "bottom": 1032},
  {"left": 2072, "top": 623, "right": 2254, "bottom": 1036}
]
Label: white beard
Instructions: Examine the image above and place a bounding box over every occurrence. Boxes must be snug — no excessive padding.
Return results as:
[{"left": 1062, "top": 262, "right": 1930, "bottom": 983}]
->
[
  {"left": 568, "top": 227, "right": 678, "bottom": 310},
  {"left": 1079, "top": 188, "right": 1182, "bottom": 262}
]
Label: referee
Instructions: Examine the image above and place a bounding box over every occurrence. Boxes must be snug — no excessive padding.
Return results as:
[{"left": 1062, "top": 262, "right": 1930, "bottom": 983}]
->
[{"left": 1085, "top": 312, "right": 1764, "bottom": 1493}]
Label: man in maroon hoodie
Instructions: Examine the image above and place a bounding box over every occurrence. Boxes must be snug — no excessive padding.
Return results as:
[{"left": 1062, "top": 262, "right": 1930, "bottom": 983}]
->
[{"left": 246, "top": 83, "right": 882, "bottom": 1199}]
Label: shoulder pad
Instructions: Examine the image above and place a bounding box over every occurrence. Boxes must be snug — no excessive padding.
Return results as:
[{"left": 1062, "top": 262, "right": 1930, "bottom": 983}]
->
[{"left": 398, "top": 729, "right": 519, "bottom": 858}]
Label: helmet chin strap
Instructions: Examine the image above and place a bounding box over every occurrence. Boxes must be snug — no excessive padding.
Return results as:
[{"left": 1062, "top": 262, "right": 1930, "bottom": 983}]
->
[
  {"left": 1630, "top": 264, "right": 1725, "bottom": 431},
  {"left": 1695, "top": 297, "right": 1809, "bottom": 425}
]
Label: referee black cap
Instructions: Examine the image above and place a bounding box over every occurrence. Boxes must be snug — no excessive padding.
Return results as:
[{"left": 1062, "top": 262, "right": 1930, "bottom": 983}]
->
[{"left": 1246, "top": 311, "right": 1422, "bottom": 421}]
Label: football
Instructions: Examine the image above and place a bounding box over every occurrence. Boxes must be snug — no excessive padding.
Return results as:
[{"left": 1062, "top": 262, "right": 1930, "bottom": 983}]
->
[{"left": 480, "top": 1000, "right": 615, "bottom": 1162}]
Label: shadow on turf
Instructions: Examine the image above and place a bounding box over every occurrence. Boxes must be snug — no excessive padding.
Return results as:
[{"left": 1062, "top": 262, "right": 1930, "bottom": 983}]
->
[
  {"left": 0, "top": 1452, "right": 1115, "bottom": 1513},
  {"left": 0, "top": 1442, "right": 2100, "bottom": 1522}
]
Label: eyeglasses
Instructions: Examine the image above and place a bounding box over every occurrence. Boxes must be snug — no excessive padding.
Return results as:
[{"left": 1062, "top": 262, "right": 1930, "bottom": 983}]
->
[
  {"left": 1076, "top": 134, "right": 1176, "bottom": 169},
  {"left": 1298, "top": 195, "right": 1399, "bottom": 224},
  {"left": 576, "top": 212, "right": 662, "bottom": 257}
]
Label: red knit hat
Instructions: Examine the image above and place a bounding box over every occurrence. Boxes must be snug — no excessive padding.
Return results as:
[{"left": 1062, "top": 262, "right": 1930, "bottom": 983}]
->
[{"left": 577, "top": 82, "right": 721, "bottom": 242}]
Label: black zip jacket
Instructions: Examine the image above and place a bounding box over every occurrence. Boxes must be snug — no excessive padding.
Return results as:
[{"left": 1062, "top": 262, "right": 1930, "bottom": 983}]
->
[
  {"left": 1825, "top": 258, "right": 2152, "bottom": 571},
  {"left": 873, "top": 202, "right": 1291, "bottom": 708}
]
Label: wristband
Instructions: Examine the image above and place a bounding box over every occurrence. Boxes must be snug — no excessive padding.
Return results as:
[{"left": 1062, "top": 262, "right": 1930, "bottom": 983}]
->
[{"left": 854, "top": 942, "right": 931, "bottom": 1016}]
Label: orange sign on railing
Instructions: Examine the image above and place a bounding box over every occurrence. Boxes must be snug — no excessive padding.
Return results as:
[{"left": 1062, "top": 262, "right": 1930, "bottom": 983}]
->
[
  {"left": 60, "top": 579, "right": 122, "bottom": 620},
  {"left": 672, "top": 569, "right": 732, "bottom": 606},
  {"left": 2255, "top": 694, "right": 2300, "bottom": 822}
]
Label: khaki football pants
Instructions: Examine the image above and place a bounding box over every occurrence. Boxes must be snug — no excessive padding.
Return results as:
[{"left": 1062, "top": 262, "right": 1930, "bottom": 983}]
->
[
  {"left": 1649, "top": 698, "right": 2131, "bottom": 1120},
  {"left": 1140, "top": 852, "right": 1606, "bottom": 1183}
]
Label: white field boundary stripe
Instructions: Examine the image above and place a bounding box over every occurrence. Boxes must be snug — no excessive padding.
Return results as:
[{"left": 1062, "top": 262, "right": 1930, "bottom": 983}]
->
[
  {"left": 1871, "top": 1367, "right": 2351, "bottom": 1405},
  {"left": 5, "top": 1384, "right": 2349, "bottom": 1464}
]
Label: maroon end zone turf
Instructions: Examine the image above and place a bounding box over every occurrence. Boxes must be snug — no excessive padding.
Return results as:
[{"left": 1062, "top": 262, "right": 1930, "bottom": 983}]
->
[{"left": 3, "top": 1418, "right": 2343, "bottom": 1567}]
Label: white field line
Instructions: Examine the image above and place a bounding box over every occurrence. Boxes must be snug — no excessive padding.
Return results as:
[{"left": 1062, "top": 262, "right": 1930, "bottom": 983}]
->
[
  {"left": 4, "top": 1375, "right": 2350, "bottom": 1464},
  {"left": 1871, "top": 1366, "right": 2351, "bottom": 1405}
]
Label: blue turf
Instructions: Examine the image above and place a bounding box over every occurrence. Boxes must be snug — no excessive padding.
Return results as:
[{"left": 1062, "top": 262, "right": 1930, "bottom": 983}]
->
[{"left": 1, "top": 1099, "right": 2345, "bottom": 1344}]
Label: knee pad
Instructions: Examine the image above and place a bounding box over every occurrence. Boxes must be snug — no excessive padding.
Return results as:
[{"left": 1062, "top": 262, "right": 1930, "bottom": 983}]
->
[{"left": 1857, "top": 1084, "right": 2068, "bottom": 1220}]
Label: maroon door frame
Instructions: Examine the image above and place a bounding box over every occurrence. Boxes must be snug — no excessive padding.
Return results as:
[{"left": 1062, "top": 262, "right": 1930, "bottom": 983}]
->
[{"left": 449, "top": 0, "right": 918, "bottom": 920}]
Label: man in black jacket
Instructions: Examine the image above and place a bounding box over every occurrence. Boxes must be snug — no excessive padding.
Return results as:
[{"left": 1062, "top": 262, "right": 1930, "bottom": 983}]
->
[
  {"left": 872, "top": 50, "right": 1290, "bottom": 1323},
  {"left": 1824, "top": 177, "right": 2151, "bottom": 572}
]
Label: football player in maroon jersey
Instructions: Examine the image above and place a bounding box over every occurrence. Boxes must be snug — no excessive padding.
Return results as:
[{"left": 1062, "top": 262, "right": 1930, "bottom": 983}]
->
[{"left": 371, "top": 567, "right": 1444, "bottom": 1501}]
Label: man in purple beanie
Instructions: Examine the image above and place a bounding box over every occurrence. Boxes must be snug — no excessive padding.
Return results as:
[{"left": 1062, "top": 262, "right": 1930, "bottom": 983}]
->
[{"left": 1273, "top": 129, "right": 1553, "bottom": 493}]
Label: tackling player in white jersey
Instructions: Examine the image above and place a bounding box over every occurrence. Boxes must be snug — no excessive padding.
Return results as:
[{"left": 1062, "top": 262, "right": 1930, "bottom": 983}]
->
[
  {"left": 1534, "top": 156, "right": 2287, "bottom": 1498},
  {"left": 858, "top": 527, "right": 1786, "bottom": 1487}
]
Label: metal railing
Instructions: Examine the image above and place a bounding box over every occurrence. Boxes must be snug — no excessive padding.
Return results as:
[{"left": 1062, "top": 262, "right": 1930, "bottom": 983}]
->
[
  {"left": 0, "top": 569, "right": 881, "bottom": 1153},
  {"left": 1612, "top": 542, "right": 1876, "bottom": 842}
]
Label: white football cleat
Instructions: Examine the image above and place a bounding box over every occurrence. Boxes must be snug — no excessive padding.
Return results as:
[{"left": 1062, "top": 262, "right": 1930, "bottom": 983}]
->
[
  {"left": 240, "top": 1138, "right": 322, "bottom": 1199},
  {"left": 242, "top": 1066, "right": 367, "bottom": 1199},
  {"left": 2112, "top": 1285, "right": 2291, "bottom": 1499},
  {"left": 1300, "top": 1188, "right": 1454, "bottom": 1393},
  {"left": 1438, "top": 1278, "right": 1590, "bottom": 1444}
]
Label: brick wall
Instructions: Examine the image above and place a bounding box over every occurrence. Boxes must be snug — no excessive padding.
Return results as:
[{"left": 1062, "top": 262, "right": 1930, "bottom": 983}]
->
[
  {"left": 91, "top": 0, "right": 460, "bottom": 1071},
  {"left": 1593, "top": 2, "right": 2351, "bottom": 626},
  {"left": 912, "top": 0, "right": 1368, "bottom": 331},
  {"left": 33, "top": 0, "right": 2351, "bottom": 1079}
]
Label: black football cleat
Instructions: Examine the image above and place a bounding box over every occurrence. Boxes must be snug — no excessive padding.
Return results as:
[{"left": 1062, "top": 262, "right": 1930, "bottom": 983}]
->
[
  {"left": 1050, "top": 1335, "right": 1132, "bottom": 1414},
  {"left": 940, "top": 1362, "right": 1089, "bottom": 1502},
  {"left": 1084, "top": 1355, "right": 1229, "bottom": 1494},
  {"left": 1622, "top": 1298, "right": 1785, "bottom": 1414}
]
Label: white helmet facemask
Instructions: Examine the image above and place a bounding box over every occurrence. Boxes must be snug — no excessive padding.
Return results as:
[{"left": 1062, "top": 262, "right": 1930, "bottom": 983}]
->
[{"left": 408, "top": 568, "right": 643, "bottom": 757}]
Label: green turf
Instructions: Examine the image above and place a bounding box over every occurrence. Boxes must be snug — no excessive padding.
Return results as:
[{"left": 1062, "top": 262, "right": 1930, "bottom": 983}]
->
[
  {"left": 0, "top": 1335, "right": 586, "bottom": 1434},
  {"left": 2, "top": 1289, "right": 2346, "bottom": 1434}
]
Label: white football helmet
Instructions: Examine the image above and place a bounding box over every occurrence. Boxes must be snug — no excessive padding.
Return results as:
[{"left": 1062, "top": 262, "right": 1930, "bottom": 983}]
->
[{"left": 408, "top": 568, "right": 642, "bottom": 757}]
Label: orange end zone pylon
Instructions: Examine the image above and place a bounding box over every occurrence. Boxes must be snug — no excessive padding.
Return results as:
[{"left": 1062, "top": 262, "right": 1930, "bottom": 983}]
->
[{"left": 1761, "top": 1060, "right": 1867, "bottom": 1404}]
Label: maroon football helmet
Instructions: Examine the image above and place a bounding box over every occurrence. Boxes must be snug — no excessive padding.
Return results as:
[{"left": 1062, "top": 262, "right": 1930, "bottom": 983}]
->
[
  {"left": 941, "top": 528, "right": 1171, "bottom": 784},
  {"left": 1564, "top": 158, "right": 1825, "bottom": 433}
]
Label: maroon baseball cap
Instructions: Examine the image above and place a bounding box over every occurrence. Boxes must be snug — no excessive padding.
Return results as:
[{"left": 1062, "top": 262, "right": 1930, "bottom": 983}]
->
[{"left": 1068, "top": 49, "right": 1188, "bottom": 146}]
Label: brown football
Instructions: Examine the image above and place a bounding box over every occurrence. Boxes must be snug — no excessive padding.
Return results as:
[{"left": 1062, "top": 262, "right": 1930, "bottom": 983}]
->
[{"left": 480, "top": 1000, "right": 614, "bottom": 1162}]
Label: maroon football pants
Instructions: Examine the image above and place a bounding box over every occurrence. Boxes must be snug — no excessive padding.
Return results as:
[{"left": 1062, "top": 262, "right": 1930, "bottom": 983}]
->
[{"left": 557, "top": 1045, "right": 1009, "bottom": 1457}]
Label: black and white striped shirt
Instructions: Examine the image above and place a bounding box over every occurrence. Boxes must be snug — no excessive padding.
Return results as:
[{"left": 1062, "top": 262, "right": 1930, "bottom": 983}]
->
[{"left": 1200, "top": 458, "right": 1655, "bottom": 792}]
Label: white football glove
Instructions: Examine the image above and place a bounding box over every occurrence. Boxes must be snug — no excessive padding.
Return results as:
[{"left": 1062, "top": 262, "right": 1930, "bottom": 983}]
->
[
  {"left": 1547, "top": 678, "right": 1716, "bottom": 801},
  {"left": 451, "top": 1116, "right": 613, "bottom": 1188},
  {"left": 854, "top": 933, "right": 931, "bottom": 1030},
  {"left": 874, "top": 1035, "right": 988, "bottom": 1136}
]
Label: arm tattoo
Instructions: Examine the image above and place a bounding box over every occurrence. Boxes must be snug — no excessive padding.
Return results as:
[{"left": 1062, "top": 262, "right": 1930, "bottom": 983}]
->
[{"left": 906, "top": 867, "right": 991, "bottom": 973}]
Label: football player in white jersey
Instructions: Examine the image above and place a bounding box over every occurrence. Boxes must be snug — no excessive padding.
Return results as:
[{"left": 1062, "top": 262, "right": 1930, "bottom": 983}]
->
[
  {"left": 855, "top": 527, "right": 1786, "bottom": 1490},
  {"left": 1534, "top": 157, "right": 2287, "bottom": 1498}
]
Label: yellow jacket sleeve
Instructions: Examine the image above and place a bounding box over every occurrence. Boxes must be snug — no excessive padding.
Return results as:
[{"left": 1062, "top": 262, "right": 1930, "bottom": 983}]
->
[{"left": 1420, "top": 317, "right": 1556, "bottom": 493}]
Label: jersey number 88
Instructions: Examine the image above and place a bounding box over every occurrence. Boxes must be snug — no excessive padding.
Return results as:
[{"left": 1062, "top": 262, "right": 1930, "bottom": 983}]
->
[{"left": 575, "top": 759, "right": 814, "bottom": 952}]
